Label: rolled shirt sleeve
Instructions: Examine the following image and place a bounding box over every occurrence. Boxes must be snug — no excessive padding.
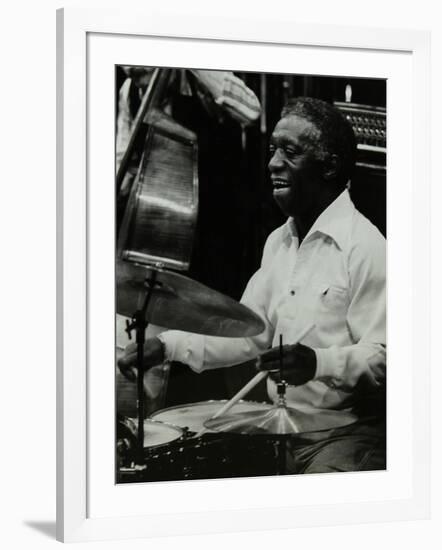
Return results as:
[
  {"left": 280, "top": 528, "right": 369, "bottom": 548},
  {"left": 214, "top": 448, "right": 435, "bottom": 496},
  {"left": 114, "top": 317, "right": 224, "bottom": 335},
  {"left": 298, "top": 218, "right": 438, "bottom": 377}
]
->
[{"left": 189, "top": 69, "right": 261, "bottom": 124}]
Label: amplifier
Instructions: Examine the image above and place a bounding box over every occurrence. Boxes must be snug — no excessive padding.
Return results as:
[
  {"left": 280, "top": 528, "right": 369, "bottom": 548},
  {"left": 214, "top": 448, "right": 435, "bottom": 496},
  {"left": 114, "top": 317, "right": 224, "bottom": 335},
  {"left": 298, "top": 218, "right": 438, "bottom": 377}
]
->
[{"left": 335, "top": 101, "right": 386, "bottom": 236}]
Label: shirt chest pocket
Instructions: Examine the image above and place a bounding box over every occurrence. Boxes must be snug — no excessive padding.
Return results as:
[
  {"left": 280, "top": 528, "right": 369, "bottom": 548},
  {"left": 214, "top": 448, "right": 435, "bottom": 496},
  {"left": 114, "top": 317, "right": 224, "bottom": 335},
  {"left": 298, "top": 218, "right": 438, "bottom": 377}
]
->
[{"left": 315, "top": 284, "right": 349, "bottom": 315}]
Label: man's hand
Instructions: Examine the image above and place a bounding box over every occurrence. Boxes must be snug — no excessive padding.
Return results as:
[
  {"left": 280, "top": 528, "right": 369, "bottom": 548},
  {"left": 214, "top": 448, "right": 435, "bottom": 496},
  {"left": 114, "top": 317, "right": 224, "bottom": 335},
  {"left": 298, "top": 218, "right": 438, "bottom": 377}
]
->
[
  {"left": 117, "top": 337, "right": 165, "bottom": 382},
  {"left": 256, "top": 343, "right": 317, "bottom": 386}
]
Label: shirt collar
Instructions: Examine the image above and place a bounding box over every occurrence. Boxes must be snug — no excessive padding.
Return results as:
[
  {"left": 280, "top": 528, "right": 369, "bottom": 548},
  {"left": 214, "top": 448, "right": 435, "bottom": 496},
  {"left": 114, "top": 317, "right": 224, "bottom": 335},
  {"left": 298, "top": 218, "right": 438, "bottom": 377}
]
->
[{"left": 283, "top": 189, "right": 355, "bottom": 250}]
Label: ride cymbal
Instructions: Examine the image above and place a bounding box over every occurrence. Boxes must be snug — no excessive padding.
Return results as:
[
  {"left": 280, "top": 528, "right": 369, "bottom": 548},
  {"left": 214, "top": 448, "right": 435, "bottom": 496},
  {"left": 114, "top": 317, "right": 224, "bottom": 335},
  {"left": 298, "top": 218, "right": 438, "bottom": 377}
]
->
[{"left": 116, "top": 261, "right": 265, "bottom": 338}]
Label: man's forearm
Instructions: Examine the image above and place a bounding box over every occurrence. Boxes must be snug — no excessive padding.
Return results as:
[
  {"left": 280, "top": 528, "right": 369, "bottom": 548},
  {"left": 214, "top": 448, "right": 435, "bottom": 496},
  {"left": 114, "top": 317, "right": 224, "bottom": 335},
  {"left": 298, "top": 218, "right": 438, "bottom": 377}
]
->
[
  {"left": 313, "top": 342, "right": 386, "bottom": 391},
  {"left": 158, "top": 330, "right": 264, "bottom": 373}
]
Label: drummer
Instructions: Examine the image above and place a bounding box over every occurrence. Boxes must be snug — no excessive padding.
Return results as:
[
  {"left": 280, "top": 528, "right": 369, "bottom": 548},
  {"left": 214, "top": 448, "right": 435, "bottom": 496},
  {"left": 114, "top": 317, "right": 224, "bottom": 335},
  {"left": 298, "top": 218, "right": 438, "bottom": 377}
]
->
[{"left": 119, "top": 97, "right": 386, "bottom": 474}]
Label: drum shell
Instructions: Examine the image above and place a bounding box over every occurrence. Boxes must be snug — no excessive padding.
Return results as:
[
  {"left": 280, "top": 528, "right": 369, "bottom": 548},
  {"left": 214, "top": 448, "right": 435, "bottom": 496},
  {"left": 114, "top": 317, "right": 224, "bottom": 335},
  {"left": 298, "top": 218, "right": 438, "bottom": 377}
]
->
[{"left": 118, "top": 434, "right": 281, "bottom": 483}]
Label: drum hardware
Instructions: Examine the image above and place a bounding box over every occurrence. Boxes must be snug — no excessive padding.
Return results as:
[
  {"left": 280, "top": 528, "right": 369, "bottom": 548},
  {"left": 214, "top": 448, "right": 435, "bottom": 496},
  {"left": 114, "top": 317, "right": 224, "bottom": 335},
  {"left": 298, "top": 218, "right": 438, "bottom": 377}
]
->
[
  {"left": 118, "top": 464, "right": 147, "bottom": 482},
  {"left": 123, "top": 266, "right": 162, "bottom": 462}
]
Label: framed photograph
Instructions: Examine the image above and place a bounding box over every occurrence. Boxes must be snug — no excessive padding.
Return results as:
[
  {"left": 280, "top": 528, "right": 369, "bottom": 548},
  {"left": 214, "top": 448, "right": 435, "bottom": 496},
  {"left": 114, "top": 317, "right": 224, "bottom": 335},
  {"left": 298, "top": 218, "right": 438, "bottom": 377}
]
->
[{"left": 57, "top": 6, "right": 430, "bottom": 543}]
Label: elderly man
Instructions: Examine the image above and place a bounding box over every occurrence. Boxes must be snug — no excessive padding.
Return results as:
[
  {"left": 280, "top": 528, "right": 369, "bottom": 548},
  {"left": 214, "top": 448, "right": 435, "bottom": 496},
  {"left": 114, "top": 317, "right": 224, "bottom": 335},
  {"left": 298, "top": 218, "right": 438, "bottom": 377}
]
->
[{"left": 119, "top": 97, "right": 386, "bottom": 474}]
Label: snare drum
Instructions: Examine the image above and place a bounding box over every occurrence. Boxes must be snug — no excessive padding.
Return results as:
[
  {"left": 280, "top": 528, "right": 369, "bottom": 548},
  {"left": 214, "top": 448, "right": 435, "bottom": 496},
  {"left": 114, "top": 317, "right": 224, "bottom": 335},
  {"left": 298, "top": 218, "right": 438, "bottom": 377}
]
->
[
  {"left": 143, "top": 419, "right": 183, "bottom": 449},
  {"left": 117, "top": 415, "right": 183, "bottom": 468},
  {"left": 150, "top": 400, "right": 272, "bottom": 435}
]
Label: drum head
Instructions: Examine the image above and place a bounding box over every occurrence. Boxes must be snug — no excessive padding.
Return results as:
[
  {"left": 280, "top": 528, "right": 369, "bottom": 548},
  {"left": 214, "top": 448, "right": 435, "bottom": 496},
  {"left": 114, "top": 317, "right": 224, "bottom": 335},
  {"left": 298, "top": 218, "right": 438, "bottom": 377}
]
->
[
  {"left": 151, "top": 400, "right": 272, "bottom": 434},
  {"left": 143, "top": 419, "right": 183, "bottom": 448}
]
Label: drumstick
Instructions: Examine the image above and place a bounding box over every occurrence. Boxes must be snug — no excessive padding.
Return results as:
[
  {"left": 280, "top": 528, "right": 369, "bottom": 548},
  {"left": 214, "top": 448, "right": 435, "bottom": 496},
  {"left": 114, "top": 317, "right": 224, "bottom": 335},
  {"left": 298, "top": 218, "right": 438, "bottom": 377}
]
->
[
  {"left": 212, "top": 371, "right": 269, "bottom": 420},
  {"left": 194, "top": 371, "right": 268, "bottom": 438},
  {"left": 196, "top": 323, "right": 315, "bottom": 437}
]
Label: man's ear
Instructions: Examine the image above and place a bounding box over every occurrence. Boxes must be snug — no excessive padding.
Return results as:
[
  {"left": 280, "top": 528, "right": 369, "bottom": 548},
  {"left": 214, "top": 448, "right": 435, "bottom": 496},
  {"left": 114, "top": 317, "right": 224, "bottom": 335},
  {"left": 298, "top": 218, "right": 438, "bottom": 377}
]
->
[{"left": 323, "top": 153, "right": 339, "bottom": 181}]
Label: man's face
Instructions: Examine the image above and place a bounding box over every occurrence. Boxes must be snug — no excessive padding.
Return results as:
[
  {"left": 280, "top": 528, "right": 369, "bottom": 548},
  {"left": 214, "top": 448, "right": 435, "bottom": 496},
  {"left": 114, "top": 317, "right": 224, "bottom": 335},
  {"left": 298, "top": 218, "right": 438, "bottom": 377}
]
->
[{"left": 268, "top": 115, "right": 326, "bottom": 218}]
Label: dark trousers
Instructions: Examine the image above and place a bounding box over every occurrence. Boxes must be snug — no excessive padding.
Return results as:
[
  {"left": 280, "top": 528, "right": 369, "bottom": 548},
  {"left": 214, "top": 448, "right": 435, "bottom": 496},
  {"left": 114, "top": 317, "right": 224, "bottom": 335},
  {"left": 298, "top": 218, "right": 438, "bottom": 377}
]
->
[{"left": 286, "top": 417, "right": 386, "bottom": 474}]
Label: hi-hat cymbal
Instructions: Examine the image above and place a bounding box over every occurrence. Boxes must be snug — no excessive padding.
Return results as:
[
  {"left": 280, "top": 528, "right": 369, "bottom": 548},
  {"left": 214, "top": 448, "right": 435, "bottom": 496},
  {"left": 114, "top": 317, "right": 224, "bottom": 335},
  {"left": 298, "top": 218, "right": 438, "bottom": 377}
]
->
[
  {"left": 204, "top": 405, "right": 357, "bottom": 435},
  {"left": 116, "top": 261, "right": 266, "bottom": 338}
]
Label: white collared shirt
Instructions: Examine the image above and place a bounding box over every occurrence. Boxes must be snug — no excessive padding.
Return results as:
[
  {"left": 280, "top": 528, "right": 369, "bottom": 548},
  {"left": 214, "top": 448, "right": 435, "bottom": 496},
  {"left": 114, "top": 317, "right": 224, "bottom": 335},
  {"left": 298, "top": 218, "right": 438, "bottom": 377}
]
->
[{"left": 160, "top": 190, "right": 386, "bottom": 412}]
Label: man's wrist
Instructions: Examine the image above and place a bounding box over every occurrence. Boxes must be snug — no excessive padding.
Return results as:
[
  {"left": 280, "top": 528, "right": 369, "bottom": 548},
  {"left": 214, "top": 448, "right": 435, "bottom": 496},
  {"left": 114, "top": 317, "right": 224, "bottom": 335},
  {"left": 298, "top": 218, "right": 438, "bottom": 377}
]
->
[{"left": 156, "top": 334, "right": 168, "bottom": 361}]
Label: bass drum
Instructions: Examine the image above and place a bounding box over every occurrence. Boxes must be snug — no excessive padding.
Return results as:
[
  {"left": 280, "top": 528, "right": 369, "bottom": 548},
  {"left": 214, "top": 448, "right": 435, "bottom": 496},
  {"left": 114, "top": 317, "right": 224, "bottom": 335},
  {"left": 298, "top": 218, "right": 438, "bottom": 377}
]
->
[{"left": 150, "top": 399, "right": 272, "bottom": 435}]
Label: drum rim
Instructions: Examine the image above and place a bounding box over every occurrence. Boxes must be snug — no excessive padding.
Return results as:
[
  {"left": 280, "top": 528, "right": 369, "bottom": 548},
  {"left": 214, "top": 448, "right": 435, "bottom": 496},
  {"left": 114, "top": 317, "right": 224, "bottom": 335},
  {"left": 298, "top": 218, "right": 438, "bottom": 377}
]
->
[{"left": 141, "top": 418, "right": 184, "bottom": 449}]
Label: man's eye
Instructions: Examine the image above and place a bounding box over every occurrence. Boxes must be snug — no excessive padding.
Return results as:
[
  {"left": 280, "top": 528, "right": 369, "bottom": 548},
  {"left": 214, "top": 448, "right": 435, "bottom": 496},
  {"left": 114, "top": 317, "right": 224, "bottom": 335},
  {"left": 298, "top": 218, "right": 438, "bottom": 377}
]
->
[{"left": 269, "top": 145, "right": 302, "bottom": 157}]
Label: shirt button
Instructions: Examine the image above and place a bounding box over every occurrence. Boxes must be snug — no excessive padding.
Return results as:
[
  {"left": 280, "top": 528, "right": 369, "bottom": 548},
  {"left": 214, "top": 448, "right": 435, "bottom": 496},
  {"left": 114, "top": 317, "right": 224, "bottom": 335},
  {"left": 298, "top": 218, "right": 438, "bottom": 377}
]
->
[{"left": 290, "top": 290, "right": 295, "bottom": 296}]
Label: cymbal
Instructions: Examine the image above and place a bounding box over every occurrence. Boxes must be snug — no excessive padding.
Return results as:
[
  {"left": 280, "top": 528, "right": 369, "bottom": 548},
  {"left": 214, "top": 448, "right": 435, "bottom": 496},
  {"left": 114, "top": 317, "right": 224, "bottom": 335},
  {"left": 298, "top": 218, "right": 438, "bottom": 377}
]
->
[
  {"left": 116, "top": 261, "right": 266, "bottom": 338},
  {"left": 204, "top": 405, "right": 357, "bottom": 435}
]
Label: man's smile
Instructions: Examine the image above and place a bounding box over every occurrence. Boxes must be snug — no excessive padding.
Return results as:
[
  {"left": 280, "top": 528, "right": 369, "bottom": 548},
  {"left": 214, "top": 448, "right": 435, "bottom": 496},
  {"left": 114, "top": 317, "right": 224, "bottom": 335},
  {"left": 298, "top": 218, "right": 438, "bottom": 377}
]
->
[{"left": 271, "top": 178, "right": 291, "bottom": 189}]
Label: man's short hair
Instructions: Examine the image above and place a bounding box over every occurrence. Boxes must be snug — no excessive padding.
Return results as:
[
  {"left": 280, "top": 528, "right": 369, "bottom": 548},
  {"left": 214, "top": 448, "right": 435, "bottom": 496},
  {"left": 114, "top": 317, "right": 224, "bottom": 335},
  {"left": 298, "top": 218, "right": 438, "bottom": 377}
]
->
[{"left": 281, "top": 97, "right": 357, "bottom": 189}]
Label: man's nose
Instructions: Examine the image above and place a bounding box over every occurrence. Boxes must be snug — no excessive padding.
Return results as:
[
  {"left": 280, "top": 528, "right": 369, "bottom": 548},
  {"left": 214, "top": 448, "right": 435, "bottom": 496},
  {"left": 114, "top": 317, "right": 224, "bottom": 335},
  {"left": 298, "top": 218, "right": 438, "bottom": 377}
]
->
[{"left": 268, "top": 149, "right": 285, "bottom": 172}]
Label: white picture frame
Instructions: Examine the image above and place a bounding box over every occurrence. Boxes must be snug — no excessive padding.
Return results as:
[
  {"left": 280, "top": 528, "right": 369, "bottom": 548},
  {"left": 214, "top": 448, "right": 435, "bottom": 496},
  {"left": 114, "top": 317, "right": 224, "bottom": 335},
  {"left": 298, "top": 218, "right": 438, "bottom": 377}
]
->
[{"left": 56, "top": 6, "right": 431, "bottom": 543}]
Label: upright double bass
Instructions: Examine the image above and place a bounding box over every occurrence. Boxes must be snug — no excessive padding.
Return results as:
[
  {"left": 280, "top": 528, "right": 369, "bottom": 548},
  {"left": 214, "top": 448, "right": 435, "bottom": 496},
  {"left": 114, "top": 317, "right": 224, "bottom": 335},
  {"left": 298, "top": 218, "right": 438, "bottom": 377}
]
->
[
  {"left": 116, "top": 68, "right": 199, "bottom": 418},
  {"left": 117, "top": 68, "right": 199, "bottom": 273}
]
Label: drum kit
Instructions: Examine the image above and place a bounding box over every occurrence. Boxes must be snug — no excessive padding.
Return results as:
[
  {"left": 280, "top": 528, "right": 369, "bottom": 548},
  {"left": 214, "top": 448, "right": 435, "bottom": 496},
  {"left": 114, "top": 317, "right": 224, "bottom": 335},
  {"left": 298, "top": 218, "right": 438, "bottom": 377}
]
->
[{"left": 116, "top": 260, "right": 357, "bottom": 482}]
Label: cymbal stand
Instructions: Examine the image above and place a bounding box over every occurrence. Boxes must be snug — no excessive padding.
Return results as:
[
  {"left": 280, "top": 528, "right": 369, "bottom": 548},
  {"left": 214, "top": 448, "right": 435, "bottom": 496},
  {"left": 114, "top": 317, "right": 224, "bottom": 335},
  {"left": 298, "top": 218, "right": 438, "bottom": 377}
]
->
[
  {"left": 275, "top": 381, "right": 290, "bottom": 474},
  {"left": 276, "top": 334, "right": 288, "bottom": 475},
  {"left": 124, "top": 268, "right": 159, "bottom": 463}
]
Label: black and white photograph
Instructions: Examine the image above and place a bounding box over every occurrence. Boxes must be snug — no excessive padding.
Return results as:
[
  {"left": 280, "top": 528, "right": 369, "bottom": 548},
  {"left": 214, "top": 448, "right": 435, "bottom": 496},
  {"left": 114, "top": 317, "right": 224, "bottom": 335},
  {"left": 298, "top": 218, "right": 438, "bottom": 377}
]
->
[{"left": 114, "top": 65, "right": 387, "bottom": 483}]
